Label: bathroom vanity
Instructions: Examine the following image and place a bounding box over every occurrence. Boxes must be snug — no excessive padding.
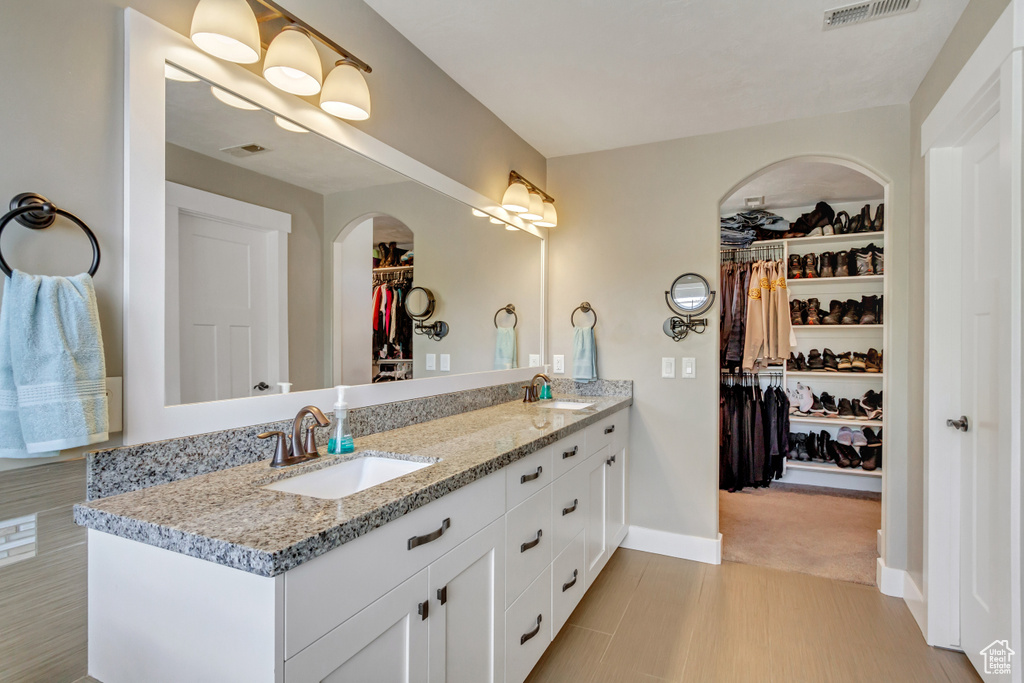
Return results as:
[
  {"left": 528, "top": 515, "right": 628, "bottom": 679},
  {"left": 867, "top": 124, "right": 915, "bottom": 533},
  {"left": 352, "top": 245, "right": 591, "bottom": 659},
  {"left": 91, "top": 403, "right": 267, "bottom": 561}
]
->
[{"left": 76, "top": 393, "right": 630, "bottom": 683}]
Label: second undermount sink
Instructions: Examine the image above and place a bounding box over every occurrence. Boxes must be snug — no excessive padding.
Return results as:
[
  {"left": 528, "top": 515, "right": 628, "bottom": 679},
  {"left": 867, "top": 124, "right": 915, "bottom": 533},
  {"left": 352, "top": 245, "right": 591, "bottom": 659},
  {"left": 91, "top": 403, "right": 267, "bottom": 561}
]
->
[
  {"left": 542, "top": 401, "right": 595, "bottom": 411},
  {"left": 262, "top": 454, "right": 431, "bottom": 500}
]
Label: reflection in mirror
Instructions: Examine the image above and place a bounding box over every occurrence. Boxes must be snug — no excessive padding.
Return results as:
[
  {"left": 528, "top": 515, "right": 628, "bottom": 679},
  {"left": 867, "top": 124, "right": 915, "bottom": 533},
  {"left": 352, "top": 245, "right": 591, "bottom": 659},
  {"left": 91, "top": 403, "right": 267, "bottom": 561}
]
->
[
  {"left": 671, "top": 274, "right": 711, "bottom": 311},
  {"left": 164, "top": 66, "right": 542, "bottom": 406}
]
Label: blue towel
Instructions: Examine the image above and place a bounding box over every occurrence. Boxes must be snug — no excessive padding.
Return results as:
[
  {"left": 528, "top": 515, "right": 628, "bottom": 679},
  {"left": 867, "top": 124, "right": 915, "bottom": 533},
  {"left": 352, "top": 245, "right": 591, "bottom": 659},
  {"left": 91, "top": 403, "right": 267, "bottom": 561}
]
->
[
  {"left": 0, "top": 271, "right": 108, "bottom": 458},
  {"left": 572, "top": 325, "right": 597, "bottom": 383},
  {"left": 494, "top": 326, "right": 517, "bottom": 370}
]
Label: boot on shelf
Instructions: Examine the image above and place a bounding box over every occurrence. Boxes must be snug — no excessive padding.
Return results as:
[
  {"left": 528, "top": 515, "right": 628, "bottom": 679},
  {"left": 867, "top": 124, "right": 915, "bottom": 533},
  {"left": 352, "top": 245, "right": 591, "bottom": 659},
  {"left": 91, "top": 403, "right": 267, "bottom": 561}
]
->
[
  {"left": 788, "top": 254, "right": 802, "bottom": 279},
  {"left": 834, "top": 250, "right": 850, "bottom": 277},
  {"left": 833, "top": 211, "right": 851, "bottom": 235},
  {"left": 860, "top": 445, "right": 881, "bottom": 471},
  {"left": 854, "top": 248, "right": 875, "bottom": 276},
  {"left": 822, "top": 347, "right": 839, "bottom": 372},
  {"left": 806, "top": 298, "right": 823, "bottom": 325},
  {"left": 820, "top": 392, "right": 839, "bottom": 415},
  {"left": 822, "top": 300, "right": 844, "bottom": 325},
  {"left": 841, "top": 299, "right": 862, "bottom": 325},
  {"left": 790, "top": 299, "right": 806, "bottom": 326},
  {"left": 871, "top": 204, "right": 884, "bottom": 231},
  {"left": 819, "top": 252, "right": 835, "bottom": 278},
  {"left": 807, "top": 349, "right": 825, "bottom": 371},
  {"left": 860, "top": 296, "right": 880, "bottom": 325},
  {"left": 802, "top": 253, "right": 818, "bottom": 278}
]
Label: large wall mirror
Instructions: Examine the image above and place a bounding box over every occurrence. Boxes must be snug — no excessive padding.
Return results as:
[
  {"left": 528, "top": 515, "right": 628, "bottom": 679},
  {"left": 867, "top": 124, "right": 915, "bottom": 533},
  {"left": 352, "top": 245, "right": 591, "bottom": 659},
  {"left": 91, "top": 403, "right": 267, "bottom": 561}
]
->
[{"left": 125, "top": 11, "right": 545, "bottom": 443}]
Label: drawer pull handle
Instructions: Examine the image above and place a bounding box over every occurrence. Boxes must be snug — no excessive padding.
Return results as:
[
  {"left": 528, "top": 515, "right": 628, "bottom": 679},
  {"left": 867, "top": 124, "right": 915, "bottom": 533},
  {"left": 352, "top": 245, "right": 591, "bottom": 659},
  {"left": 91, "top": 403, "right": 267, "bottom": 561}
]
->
[
  {"left": 521, "top": 466, "right": 543, "bottom": 484},
  {"left": 604, "top": 425, "right": 615, "bottom": 434},
  {"left": 562, "top": 499, "right": 579, "bottom": 516},
  {"left": 606, "top": 454, "right": 616, "bottom": 466},
  {"left": 521, "top": 614, "right": 543, "bottom": 645},
  {"left": 418, "top": 600, "right": 429, "bottom": 620},
  {"left": 521, "top": 529, "right": 543, "bottom": 553},
  {"left": 562, "top": 569, "right": 579, "bottom": 592},
  {"left": 407, "top": 518, "right": 451, "bottom": 550},
  {"left": 562, "top": 446, "right": 578, "bottom": 459},
  {"left": 437, "top": 585, "right": 447, "bottom": 605}
]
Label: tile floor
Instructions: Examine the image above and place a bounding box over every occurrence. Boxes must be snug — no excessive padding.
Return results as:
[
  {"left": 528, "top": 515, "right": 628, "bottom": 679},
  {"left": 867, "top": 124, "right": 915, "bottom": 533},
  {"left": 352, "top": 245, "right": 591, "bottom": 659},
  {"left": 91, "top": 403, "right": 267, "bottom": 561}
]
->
[{"left": 526, "top": 549, "right": 980, "bottom": 683}]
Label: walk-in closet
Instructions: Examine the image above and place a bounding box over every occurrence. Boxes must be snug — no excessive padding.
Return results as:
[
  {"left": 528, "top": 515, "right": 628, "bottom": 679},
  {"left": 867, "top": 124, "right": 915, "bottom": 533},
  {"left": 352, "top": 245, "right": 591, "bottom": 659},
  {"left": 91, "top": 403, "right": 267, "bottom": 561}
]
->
[
  {"left": 718, "top": 158, "right": 887, "bottom": 585},
  {"left": 371, "top": 217, "right": 414, "bottom": 382}
]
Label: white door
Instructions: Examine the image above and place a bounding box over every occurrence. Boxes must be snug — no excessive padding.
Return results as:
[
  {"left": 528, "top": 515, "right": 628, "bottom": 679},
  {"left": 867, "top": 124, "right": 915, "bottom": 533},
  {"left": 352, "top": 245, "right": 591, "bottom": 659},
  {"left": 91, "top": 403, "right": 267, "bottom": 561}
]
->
[
  {"left": 957, "top": 113, "right": 1013, "bottom": 675},
  {"left": 584, "top": 449, "right": 609, "bottom": 579},
  {"left": 428, "top": 518, "right": 505, "bottom": 683},
  {"left": 166, "top": 183, "right": 290, "bottom": 404},
  {"left": 605, "top": 444, "right": 627, "bottom": 551}
]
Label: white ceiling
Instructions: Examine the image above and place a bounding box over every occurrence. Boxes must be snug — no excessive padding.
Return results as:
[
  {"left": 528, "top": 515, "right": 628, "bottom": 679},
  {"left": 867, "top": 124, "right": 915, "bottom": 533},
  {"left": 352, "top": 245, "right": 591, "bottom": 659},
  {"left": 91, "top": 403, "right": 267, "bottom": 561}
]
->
[
  {"left": 364, "top": 0, "right": 969, "bottom": 158},
  {"left": 720, "top": 161, "right": 883, "bottom": 214}
]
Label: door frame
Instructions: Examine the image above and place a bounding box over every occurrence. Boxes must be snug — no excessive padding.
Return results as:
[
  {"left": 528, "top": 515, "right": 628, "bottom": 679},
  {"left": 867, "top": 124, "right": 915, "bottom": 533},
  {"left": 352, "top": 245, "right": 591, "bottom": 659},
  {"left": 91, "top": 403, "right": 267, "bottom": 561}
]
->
[
  {"left": 921, "top": 1, "right": 1022, "bottom": 659},
  {"left": 165, "top": 182, "right": 291, "bottom": 404}
]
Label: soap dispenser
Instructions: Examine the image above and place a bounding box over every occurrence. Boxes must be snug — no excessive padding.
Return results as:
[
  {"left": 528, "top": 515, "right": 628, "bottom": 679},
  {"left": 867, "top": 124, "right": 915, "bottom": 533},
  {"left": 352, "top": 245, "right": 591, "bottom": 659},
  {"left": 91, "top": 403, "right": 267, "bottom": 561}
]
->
[{"left": 328, "top": 386, "right": 355, "bottom": 455}]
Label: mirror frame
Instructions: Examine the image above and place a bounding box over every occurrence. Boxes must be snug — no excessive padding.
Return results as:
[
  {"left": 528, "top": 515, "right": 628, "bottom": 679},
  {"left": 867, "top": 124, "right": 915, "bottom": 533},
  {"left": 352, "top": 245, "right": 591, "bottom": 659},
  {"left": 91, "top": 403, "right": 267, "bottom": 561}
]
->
[
  {"left": 124, "top": 9, "right": 547, "bottom": 444},
  {"left": 668, "top": 273, "right": 713, "bottom": 315}
]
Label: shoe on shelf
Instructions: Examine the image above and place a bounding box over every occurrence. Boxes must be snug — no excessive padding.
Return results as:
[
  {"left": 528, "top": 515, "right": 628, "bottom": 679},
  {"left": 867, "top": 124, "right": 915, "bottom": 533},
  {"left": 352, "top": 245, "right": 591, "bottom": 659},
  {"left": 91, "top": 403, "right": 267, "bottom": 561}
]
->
[
  {"left": 873, "top": 246, "right": 884, "bottom": 274},
  {"left": 788, "top": 254, "right": 803, "bottom": 279},
  {"left": 834, "top": 211, "right": 851, "bottom": 235},
  {"left": 837, "top": 426, "right": 855, "bottom": 445},
  {"left": 790, "top": 299, "right": 806, "bottom": 326},
  {"left": 860, "top": 295, "right": 880, "bottom": 325},
  {"left": 806, "top": 298, "right": 823, "bottom": 325},
  {"left": 796, "top": 352, "right": 808, "bottom": 371},
  {"left": 827, "top": 438, "right": 851, "bottom": 468},
  {"left": 819, "top": 252, "right": 835, "bottom": 278},
  {"left": 823, "top": 347, "right": 839, "bottom": 372},
  {"left": 878, "top": 296, "right": 884, "bottom": 324},
  {"left": 863, "top": 427, "right": 882, "bottom": 447},
  {"left": 803, "top": 431, "right": 819, "bottom": 461},
  {"left": 860, "top": 390, "right": 883, "bottom": 419},
  {"left": 821, "top": 300, "right": 844, "bottom": 325},
  {"left": 851, "top": 352, "right": 868, "bottom": 372},
  {"left": 820, "top": 392, "right": 839, "bottom": 415},
  {"left": 807, "top": 349, "right": 825, "bottom": 371},
  {"left": 797, "top": 384, "right": 814, "bottom": 414},
  {"left": 851, "top": 429, "right": 868, "bottom": 447},
  {"left": 834, "top": 250, "right": 850, "bottom": 277},
  {"left": 838, "top": 398, "right": 855, "bottom": 418},
  {"left": 837, "top": 352, "right": 853, "bottom": 372},
  {"left": 856, "top": 205, "right": 872, "bottom": 233},
  {"left": 871, "top": 204, "right": 884, "bottom": 231},
  {"left": 860, "top": 445, "right": 880, "bottom": 471},
  {"left": 851, "top": 399, "right": 871, "bottom": 420},
  {"left": 802, "top": 253, "right": 819, "bottom": 278},
  {"left": 787, "top": 353, "right": 799, "bottom": 371},
  {"left": 841, "top": 299, "right": 862, "bottom": 325},
  {"left": 865, "top": 348, "right": 882, "bottom": 373},
  {"left": 855, "top": 248, "right": 875, "bottom": 276},
  {"left": 823, "top": 221, "right": 834, "bottom": 236},
  {"left": 842, "top": 443, "right": 862, "bottom": 468},
  {"left": 807, "top": 225, "right": 823, "bottom": 237}
]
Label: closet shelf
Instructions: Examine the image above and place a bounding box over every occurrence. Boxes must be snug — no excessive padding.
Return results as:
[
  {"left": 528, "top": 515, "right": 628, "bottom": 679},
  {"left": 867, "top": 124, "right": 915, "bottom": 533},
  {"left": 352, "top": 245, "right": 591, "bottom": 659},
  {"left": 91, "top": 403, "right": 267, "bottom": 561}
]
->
[
  {"left": 785, "top": 460, "right": 883, "bottom": 478},
  {"left": 373, "top": 358, "right": 413, "bottom": 363},
  {"left": 787, "top": 371, "right": 884, "bottom": 380},
  {"left": 793, "top": 324, "right": 883, "bottom": 332},
  {"left": 756, "top": 231, "right": 885, "bottom": 248},
  {"left": 790, "top": 415, "right": 884, "bottom": 428},
  {"left": 372, "top": 265, "right": 414, "bottom": 273},
  {"left": 787, "top": 275, "right": 884, "bottom": 286}
]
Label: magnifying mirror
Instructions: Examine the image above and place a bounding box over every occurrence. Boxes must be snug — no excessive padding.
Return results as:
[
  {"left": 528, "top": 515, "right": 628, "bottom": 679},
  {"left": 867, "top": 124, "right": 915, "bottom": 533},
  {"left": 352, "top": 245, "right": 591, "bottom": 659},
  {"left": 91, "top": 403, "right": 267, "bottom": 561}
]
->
[
  {"left": 404, "top": 286, "right": 436, "bottom": 320},
  {"left": 669, "top": 273, "right": 713, "bottom": 315}
]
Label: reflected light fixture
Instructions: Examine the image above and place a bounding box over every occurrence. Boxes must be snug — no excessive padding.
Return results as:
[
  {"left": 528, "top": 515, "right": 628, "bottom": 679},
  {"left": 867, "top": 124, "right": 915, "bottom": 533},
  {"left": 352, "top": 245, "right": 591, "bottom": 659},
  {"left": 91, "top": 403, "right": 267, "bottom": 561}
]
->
[
  {"left": 190, "top": 0, "right": 261, "bottom": 64},
  {"left": 263, "top": 26, "right": 323, "bottom": 96},
  {"left": 505, "top": 225, "right": 519, "bottom": 231},
  {"left": 502, "top": 171, "right": 556, "bottom": 227},
  {"left": 471, "top": 209, "right": 488, "bottom": 218},
  {"left": 535, "top": 201, "right": 558, "bottom": 228},
  {"left": 489, "top": 217, "right": 506, "bottom": 225},
  {"left": 320, "top": 60, "right": 371, "bottom": 121},
  {"left": 164, "top": 64, "right": 199, "bottom": 82},
  {"left": 274, "top": 116, "right": 308, "bottom": 133},
  {"left": 521, "top": 193, "right": 544, "bottom": 221},
  {"left": 211, "top": 85, "right": 261, "bottom": 110}
]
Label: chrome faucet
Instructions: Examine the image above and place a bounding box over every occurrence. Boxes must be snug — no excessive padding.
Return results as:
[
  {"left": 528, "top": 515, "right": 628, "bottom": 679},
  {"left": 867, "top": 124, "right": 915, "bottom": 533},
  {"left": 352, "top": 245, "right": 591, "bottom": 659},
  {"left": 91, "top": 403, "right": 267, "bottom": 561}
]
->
[
  {"left": 523, "top": 373, "right": 552, "bottom": 403},
  {"left": 258, "top": 405, "right": 331, "bottom": 468}
]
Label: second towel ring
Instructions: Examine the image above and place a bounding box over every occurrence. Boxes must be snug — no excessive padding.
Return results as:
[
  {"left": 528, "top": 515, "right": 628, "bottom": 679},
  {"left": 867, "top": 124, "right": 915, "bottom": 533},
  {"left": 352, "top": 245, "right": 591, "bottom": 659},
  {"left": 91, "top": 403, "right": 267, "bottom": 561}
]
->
[
  {"left": 494, "top": 304, "right": 517, "bottom": 329},
  {"left": 571, "top": 302, "right": 597, "bottom": 329},
  {"left": 0, "top": 193, "right": 101, "bottom": 278}
]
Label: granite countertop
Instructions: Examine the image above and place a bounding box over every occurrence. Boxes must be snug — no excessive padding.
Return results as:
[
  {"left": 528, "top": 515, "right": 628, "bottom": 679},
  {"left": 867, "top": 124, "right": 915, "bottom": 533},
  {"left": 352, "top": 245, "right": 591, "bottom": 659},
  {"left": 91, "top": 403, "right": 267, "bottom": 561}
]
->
[{"left": 74, "top": 393, "right": 631, "bottom": 577}]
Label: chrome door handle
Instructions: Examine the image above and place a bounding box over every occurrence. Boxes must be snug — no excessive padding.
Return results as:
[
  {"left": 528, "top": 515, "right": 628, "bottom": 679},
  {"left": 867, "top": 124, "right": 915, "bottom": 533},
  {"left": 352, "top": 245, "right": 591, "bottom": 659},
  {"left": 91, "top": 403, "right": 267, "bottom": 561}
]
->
[
  {"left": 408, "top": 518, "right": 451, "bottom": 550},
  {"left": 521, "top": 466, "right": 543, "bottom": 484},
  {"left": 520, "top": 529, "right": 542, "bottom": 552},
  {"left": 946, "top": 416, "right": 969, "bottom": 432},
  {"left": 520, "top": 614, "right": 542, "bottom": 645}
]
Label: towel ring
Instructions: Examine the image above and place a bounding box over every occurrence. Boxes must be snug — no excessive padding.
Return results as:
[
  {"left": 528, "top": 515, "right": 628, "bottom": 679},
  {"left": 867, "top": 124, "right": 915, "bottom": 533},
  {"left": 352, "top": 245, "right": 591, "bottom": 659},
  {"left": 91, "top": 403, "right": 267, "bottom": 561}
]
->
[
  {"left": 0, "top": 193, "right": 101, "bottom": 278},
  {"left": 570, "top": 302, "right": 597, "bottom": 329},
  {"left": 494, "top": 304, "right": 517, "bottom": 329}
]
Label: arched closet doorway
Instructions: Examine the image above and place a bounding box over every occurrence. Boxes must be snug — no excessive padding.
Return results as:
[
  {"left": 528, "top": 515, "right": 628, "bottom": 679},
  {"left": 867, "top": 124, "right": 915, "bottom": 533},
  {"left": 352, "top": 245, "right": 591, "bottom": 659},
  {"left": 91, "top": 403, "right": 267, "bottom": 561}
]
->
[{"left": 717, "top": 156, "right": 889, "bottom": 586}]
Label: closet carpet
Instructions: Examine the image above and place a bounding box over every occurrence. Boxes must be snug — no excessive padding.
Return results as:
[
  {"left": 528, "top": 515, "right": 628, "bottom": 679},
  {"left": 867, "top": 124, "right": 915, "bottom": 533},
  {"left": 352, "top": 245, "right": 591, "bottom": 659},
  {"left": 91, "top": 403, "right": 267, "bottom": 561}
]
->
[{"left": 718, "top": 483, "right": 881, "bottom": 585}]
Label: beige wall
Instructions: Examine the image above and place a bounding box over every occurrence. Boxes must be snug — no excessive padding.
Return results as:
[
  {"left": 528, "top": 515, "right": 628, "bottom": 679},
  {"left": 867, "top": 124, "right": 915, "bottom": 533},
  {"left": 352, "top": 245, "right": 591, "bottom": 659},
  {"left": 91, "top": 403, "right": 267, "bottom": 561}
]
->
[
  {"left": 905, "top": 0, "right": 1011, "bottom": 588},
  {"left": 548, "top": 105, "right": 912, "bottom": 565}
]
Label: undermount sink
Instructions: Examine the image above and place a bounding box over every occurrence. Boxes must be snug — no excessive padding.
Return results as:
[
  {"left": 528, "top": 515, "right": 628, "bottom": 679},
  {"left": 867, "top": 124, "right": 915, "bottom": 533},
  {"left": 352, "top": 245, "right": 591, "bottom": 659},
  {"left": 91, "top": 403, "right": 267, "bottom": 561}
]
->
[
  {"left": 542, "top": 401, "right": 595, "bottom": 411},
  {"left": 262, "top": 454, "right": 430, "bottom": 500}
]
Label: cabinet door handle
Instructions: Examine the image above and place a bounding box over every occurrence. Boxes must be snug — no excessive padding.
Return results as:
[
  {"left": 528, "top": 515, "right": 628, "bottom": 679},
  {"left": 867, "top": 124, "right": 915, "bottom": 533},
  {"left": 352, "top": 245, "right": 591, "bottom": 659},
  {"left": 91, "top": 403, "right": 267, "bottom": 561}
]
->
[
  {"left": 604, "top": 425, "right": 615, "bottom": 434},
  {"left": 437, "top": 585, "right": 447, "bottom": 605},
  {"left": 520, "top": 614, "right": 543, "bottom": 645},
  {"left": 521, "top": 466, "right": 543, "bottom": 484},
  {"left": 521, "top": 529, "right": 543, "bottom": 553},
  {"left": 418, "top": 600, "right": 429, "bottom": 620},
  {"left": 562, "top": 446, "right": 578, "bottom": 459},
  {"left": 562, "top": 569, "right": 579, "bottom": 592},
  {"left": 562, "top": 498, "right": 579, "bottom": 516},
  {"left": 606, "top": 454, "right": 616, "bottom": 466},
  {"left": 407, "top": 518, "right": 451, "bottom": 550}
]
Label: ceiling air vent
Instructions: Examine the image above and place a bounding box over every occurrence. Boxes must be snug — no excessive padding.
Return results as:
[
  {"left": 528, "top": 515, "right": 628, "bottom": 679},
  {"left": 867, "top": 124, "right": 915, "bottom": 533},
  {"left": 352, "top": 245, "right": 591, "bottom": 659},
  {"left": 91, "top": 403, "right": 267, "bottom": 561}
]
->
[
  {"left": 823, "top": 0, "right": 919, "bottom": 30},
  {"left": 221, "top": 143, "right": 270, "bottom": 158}
]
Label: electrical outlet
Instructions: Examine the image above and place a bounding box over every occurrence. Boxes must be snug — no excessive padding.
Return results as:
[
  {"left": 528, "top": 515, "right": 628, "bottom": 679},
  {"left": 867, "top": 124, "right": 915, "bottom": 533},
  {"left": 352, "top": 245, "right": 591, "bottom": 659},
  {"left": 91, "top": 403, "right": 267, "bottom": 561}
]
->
[
  {"left": 681, "top": 357, "right": 696, "bottom": 379},
  {"left": 553, "top": 355, "right": 565, "bottom": 374},
  {"left": 529, "top": 354, "right": 541, "bottom": 367},
  {"left": 425, "top": 354, "right": 436, "bottom": 371},
  {"left": 440, "top": 354, "right": 450, "bottom": 372},
  {"left": 661, "top": 357, "right": 676, "bottom": 378}
]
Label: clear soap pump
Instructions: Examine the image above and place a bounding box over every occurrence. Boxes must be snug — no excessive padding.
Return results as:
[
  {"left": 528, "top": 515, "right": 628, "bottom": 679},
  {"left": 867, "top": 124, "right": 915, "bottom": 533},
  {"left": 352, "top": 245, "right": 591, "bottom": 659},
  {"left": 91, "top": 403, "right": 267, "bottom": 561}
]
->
[{"left": 328, "top": 386, "right": 354, "bottom": 455}]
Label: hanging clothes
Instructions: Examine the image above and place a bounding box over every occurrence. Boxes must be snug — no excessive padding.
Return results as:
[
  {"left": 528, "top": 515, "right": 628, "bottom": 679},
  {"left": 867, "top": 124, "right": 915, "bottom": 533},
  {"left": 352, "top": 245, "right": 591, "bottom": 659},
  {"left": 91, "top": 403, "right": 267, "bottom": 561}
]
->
[
  {"left": 371, "top": 268, "right": 414, "bottom": 375},
  {"left": 719, "top": 375, "right": 790, "bottom": 491},
  {"left": 737, "top": 258, "right": 792, "bottom": 371}
]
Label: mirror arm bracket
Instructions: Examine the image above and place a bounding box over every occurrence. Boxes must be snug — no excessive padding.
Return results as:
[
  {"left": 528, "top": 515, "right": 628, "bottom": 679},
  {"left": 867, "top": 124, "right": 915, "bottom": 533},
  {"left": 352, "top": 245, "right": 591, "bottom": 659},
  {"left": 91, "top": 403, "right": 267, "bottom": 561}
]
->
[{"left": 663, "top": 286, "right": 715, "bottom": 342}]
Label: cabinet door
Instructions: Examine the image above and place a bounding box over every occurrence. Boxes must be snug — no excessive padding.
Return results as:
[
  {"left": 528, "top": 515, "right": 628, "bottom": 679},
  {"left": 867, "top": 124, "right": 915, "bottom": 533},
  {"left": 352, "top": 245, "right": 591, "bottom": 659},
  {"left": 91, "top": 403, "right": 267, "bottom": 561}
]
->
[
  {"left": 428, "top": 518, "right": 505, "bottom": 683},
  {"left": 285, "top": 569, "right": 429, "bottom": 683},
  {"left": 605, "top": 443, "right": 627, "bottom": 551},
  {"left": 584, "top": 448, "right": 609, "bottom": 582}
]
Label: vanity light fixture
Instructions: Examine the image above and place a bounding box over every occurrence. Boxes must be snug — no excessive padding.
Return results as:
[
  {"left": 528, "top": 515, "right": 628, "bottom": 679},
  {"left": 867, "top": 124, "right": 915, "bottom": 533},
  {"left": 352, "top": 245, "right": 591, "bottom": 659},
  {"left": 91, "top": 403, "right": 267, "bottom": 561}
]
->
[
  {"left": 210, "top": 85, "right": 261, "bottom": 110},
  {"left": 505, "top": 225, "right": 519, "bottom": 231},
  {"left": 320, "top": 60, "right": 371, "bottom": 121},
  {"left": 164, "top": 64, "right": 199, "bottom": 82},
  {"left": 521, "top": 193, "right": 545, "bottom": 221},
  {"left": 471, "top": 209, "right": 488, "bottom": 218},
  {"left": 263, "top": 26, "right": 323, "bottom": 96},
  {"left": 489, "top": 217, "right": 505, "bottom": 225},
  {"left": 501, "top": 182, "right": 530, "bottom": 213},
  {"left": 190, "top": 0, "right": 262, "bottom": 63},
  {"left": 273, "top": 115, "right": 308, "bottom": 133},
  {"left": 502, "top": 171, "right": 556, "bottom": 225}
]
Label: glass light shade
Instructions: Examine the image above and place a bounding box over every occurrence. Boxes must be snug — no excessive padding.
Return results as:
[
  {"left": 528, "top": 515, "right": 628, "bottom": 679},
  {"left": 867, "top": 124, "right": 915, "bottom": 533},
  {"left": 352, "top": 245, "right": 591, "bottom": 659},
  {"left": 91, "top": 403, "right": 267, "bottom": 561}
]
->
[
  {"left": 501, "top": 182, "right": 530, "bottom": 213},
  {"left": 505, "top": 224, "right": 519, "bottom": 231},
  {"left": 520, "top": 193, "right": 544, "bottom": 221},
  {"left": 489, "top": 217, "right": 505, "bottom": 224},
  {"left": 471, "top": 209, "right": 488, "bottom": 218},
  {"left": 320, "top": 62, "right": 371, "bottom": 120},
  {"left": 190, "top": 0, "right": 261, "bottom": 64},
  {"left": 263, "top": 27, "right": 323, "bottom": 96},
  {"left": 535, "top": 201, "right": 558, "bottom": 227},
  {"left": 274, "top": 116, "right": 308, "bottom": 133},
  {"left": 211, "top": 86, "right": 260, "bottom": 110},
  {"left": 164, "top": 64, "right": 199, "bottom": 82}
]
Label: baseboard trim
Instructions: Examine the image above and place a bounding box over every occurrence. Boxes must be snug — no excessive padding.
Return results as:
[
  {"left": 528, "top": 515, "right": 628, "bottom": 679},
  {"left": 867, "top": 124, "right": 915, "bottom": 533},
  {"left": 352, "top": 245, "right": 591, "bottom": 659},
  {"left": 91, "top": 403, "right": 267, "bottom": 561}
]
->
[
  {"left": 876, "top": 557, "right": 906, "bottom": 597},
  {"left": 621, "top": 526, "right": 722, "bottom": 565},
  {"left": 903, "top": 573, "right": 927, "bottom": 640}
]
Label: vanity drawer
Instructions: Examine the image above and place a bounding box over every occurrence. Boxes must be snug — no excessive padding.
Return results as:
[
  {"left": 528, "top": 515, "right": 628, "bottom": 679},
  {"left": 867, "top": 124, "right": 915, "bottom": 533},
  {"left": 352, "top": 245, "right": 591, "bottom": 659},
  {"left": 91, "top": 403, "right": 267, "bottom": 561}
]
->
[
  {"left": 505, "top": 486, "right": 552, "bottom": 607},
  {"left": 551, "top": 432, "right": 586, "bottom": 480},
  {"left": 505, "top": 565, "right": 552, "bottom": 683},
  {"left": 506, "top": 446, "right": 553, "bottom": 511},
  {"left": 284, "top": 471, "right": 504, "bottom": 659},
  {"left": 551, "top": 460, "right": 587, "bottom": 557},
  {"left": 585, "top": 412, "right": 622, "bottom": 456},
  {"left": 551, "top": 529, "right": 586, "bottom": 637}
]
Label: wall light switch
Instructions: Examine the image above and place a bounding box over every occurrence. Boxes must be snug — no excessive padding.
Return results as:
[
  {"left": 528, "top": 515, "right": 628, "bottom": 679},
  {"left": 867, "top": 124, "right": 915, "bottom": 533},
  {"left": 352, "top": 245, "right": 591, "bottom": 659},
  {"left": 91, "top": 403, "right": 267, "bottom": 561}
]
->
[
  {"left": 681, "top": 357, "right": 696, "bottom": 379},
  {"left": 425, "top": 354, "right": 436, "bottom": 371},
  {"left": 661, "top": 357, "right": 676, "bottom": 378},
  {"left": 440, "top": 354, "right": 450, "bottom": 372},
  {"left": 529, "top": 354, "right": 541, "bottom": 367},
  {"left": 553, "top": 355, "right": 565, "bottom": 374}
]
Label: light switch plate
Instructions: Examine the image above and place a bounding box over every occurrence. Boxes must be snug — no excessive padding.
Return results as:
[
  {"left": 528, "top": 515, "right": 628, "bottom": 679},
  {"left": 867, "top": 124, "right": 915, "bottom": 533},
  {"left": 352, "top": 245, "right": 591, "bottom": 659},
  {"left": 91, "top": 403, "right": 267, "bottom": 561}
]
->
[
  {"left": 425, "top": 354, "right": 436, "bottom": 370},
  {"left": 440, "top": 354, "right": 450, "bottom": 372},
  {"left": 553, "top": 355, "right": 565, "bottom": 374},
  {"left": 681, "top": 357, "right": 696, "bottom": 379},
  {"left": 529, "top": 354, "right": 541, "bottom": 367},
  {"left": 661, "top": 357, "right": 676, "bottom": 378}
]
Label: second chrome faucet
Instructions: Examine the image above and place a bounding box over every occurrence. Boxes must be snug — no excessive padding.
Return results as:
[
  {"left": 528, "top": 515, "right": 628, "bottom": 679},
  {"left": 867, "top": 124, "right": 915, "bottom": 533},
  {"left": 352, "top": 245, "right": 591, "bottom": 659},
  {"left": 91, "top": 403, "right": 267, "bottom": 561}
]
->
[{"left": 258, "top": 405, "right": 331, "bottom": 468}]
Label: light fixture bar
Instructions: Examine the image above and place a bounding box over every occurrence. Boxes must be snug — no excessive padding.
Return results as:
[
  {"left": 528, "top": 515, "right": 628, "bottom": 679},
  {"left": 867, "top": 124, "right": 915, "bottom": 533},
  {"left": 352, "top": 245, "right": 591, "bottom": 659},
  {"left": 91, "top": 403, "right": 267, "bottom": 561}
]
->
[
  {"left": 250, "top": 0, "right": 372, "bottom": 73},
  {"left": 508, "top": 170, "right": 554, "bottom": 204}
]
